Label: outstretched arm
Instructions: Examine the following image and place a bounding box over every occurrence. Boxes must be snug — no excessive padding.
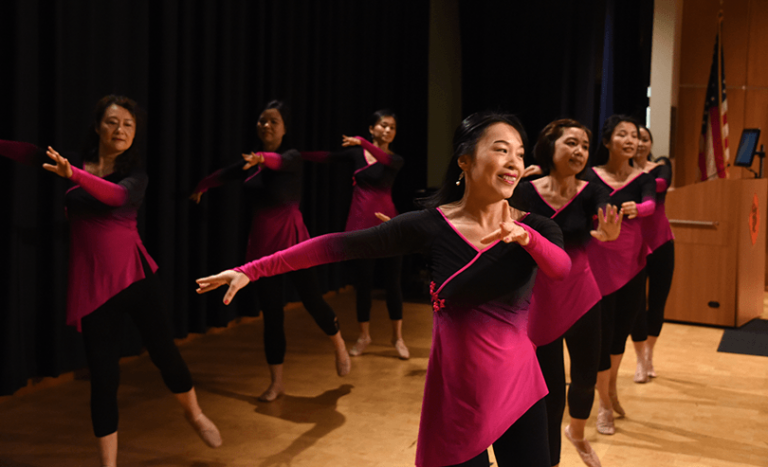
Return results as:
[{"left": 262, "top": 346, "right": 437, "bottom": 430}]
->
[
  {"left": 197, "top": 210, "right": 434, "bottom": 303},
  {"left": 345, "top": 136, "right": 403, "bottom": 169},
  {"left": 0, "top": 140, "right": 48, "bottom": 166}
]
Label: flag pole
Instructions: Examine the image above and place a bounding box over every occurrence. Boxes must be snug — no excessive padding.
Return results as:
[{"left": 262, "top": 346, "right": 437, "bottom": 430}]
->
[{"left": 717, "top": 9, "right": 728, "bottom": 178}]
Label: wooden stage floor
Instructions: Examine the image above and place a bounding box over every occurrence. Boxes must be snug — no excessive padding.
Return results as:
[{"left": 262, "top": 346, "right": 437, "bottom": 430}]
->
[{"left": 0, "top": 289, "right": 766, "bottom": 466}]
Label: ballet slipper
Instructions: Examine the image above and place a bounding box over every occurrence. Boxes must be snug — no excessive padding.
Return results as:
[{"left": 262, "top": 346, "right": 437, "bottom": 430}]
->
[
  {"left": 596, "top": 406, "right": 615, "bottom": 435},
  {"left": 349, "top": 336, "right": 372, "bottom": 356},
  {"left": 258, "top": 384, "right": 284, "bottom": 402},
  {"left": 564, "top": 425, "right": 602, "bottom": 467},
  {"left": 336, "top": 347, "right": 351, "bottom": 376},
  {"left": 392, "top": 338, "right": 410, "bottom": 360},
  {"left": 185, "top": 412, "right": 222, "bottom": 448},
  {"left": 609, "top": 392, "right": 626, "bottom": 417}
]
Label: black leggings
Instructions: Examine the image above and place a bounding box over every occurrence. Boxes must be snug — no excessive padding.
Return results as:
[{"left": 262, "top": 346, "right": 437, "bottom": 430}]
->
[
  {"left": 598, "top": 269, "right": 646, "bottom": 371},
  {"left": 352, "top": 257, "right": 403, "bottom": 322},
  {"left": 632, "top": 240, "right": 675, "bottom": 341},
  {"left": 536, "top": 303, "right": 601, "bottom": 465},
  {"left": 447, "top": 399, "right": 550, "bottom": 467},
  {"left": 81, "top": 269, "right": 193, "bottom": 438},
  {"left": 254, "top": 266, "right": 339, "bottom": 365}
]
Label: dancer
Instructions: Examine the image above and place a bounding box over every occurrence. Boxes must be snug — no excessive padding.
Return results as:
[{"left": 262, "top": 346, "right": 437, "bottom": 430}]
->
[
  {"left": 630, "top": 125, "right": 674, "bottom": 382},
  {"left": 0, "top": 95, "right": 221, "bottom": 467},
  {"left": 583, "top": 115, "right": 656, "bottom": 435},
  {"left": 301, "top": 109, "right": 407, "bottom": 359},
  {"left": 197, "top": 111, "right": 572, "bottom": 467},
  {"left": 190, "top": 100, "right": 350, "bottom": 402},
  {"left": 511, "top": 119, "right": 621, "bottom": 467}
]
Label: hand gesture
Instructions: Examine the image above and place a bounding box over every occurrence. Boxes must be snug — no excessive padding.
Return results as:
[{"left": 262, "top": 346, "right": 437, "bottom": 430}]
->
[
  {"left": 375, "top": 212, "right": 391, "bottom": 222},
  {"left": 620, "top": 201, "right": 638, "bottom": 219},
  {"left": 522, "top": 165, "right": 543, "bottom": 178},
  {"left": 480, "top": 204, "right": 530, "bottom": 246},
  {"left": 196, "top": 270, "right": 251, "bottom": 305},
  {"left": 42, "top": 146, "right": 73, "bottom": 179},
  {"left": 590, "top": 204, "right": 622, "bottom": 242},
  {"left": 190, "top": 191, "right": 204, "bottom": 204},
  {"left": 242, "top": 152, "right": 264, "bottom": 170},
  {"left": 341, "top": 135, "right": 361, "bottom": 147}
]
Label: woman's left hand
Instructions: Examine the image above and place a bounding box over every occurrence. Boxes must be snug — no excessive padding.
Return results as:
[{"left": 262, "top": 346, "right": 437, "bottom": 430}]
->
[
  {"left": 374, "top": 212, "right": 391, "bottom": 222},
  {"left": 242, "top": 152, "right": 264, "bottom": 170},
  {"left": 481, "top": 205, "right": 530, "bottom": 246},
  {"left": 590, "top": 204, "right": 622, "bottom": 241},
  {"left": 196, "top": 270, "right": 251, "bottom": 305},
  {"left": 341, "top": 135, "right": 361, "bottom": 147},
  {"left": 42, "top": 146, "right": 73, "bottom": 179},
  {"left": 522, "top": 165, "right": 543, "bottom": 178},
  {"left": 620, "top": 201, "right": 638, "bottom": 219}
]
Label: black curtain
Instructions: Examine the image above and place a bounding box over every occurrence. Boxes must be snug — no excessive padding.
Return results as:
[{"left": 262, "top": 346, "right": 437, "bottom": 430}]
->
[
  {"left": 458, "top": 0, "right": 653, "bottom": 161},
  {"left": 0, "top": 0, "right": 429, "bottom": 396}
]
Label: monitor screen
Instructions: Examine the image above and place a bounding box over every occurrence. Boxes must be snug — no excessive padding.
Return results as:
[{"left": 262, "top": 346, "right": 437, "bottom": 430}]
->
[{"left": 734, "top": 129, "right": 761, "bottom": 167}]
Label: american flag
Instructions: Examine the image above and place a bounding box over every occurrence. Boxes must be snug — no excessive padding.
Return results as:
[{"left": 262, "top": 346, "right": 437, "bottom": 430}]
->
[{"left": 698, "top": 31, "right": 729, "bottom": 181}]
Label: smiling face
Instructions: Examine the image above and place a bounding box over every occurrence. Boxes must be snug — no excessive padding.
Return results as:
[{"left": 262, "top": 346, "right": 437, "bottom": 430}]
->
[
  {"left": 257, "top": 108, "right": 286, "bottom": 149},
  {"left": 636, "top": 127, "right": 652, "bottom": 160},
  {"left": 369, "top": 115, "right": 397, "bottom": 145},
  {"left": 459, "top": 122, "right": 525, "bottom": 202},
  {"left": 96, "top": 104, "right": 136, "bottom": 155},
  {"left": 551, "top": 127, "right": 590, "bottom": 176},
  {"left": 604, "top": 121, "right": 638, "bottom": 162}
]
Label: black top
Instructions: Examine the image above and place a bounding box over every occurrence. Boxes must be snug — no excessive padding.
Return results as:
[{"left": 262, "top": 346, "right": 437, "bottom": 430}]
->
[
  {"left": 510, "top": 180, "right": 610, "bottom": 248},
  {"left": 581, "top": 167, "right": 656, "bottom": 207},
  {"left": 649, "top": 158, "right": 672, "bottom": 204}
]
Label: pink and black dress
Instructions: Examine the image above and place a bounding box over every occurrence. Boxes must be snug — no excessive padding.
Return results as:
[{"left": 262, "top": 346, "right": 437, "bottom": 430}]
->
[
  {"left": 303, "top": 138, "right": 404, "bottom": 323},
  {"left": 510, "top": 179, "right": 610, "bottom": 465},
  {"left": 0, "top": 140, "right": 193, "bottom": 438},
  {"left": 193, "top": 149, "right": 339, "bottom": 365},
  {"left": 582, "top": 167, "right": 655, "bottom": 370},
  {"left": 632, "top": 159, "right": 675, "bottom": 342},
  {"left": 232, "top": 208, "right": 571, "bottom": 466}
]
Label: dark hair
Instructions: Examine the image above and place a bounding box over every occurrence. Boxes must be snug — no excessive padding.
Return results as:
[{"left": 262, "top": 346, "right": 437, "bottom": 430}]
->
[
  {"left": 638, "top": 125, "right": 654, "bottom": 160},
  {"left": 593, "top": 114, "right": 640, "bottom": 166},
  {"left": 82, "top": 95, "right": 143, "bottom": 175},
  {"left": 533, "top": 119, "right": 592, "bottom": 176},
  {"left": 370, "top": 108, "right": 397, "bottom": 128},
  {"left": 255, "top": 99, "right": 291, "bottom": 151},
  {"left": 420, "top": 111, "right": 527, "bottom": 208}
]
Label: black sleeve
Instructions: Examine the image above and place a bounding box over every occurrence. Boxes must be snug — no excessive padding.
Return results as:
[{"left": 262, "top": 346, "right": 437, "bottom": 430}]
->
[
  {"left": 654, "top": 163, "right": 672, "bottom": 186},
  {"left": 639, "top": 173, "right": 656, "bottom": 203},
  {"left": 523, "top": 212, "right": 565, "bottom": 249}
]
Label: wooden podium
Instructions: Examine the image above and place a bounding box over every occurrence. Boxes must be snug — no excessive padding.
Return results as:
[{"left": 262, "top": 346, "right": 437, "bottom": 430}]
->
[{"left": 665, "top": 178, "right": 767, "bottom": 327}]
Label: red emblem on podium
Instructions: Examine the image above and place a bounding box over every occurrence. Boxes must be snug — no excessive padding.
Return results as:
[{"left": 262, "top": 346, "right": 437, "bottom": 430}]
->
[{"left": 749, "top": 193, "right": 759, "bottom": 246}]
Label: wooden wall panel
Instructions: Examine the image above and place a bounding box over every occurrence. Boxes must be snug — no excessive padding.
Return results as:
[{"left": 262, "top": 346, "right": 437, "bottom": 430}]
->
[
  {"left": 746, "top": 0, "right": 768, "bottom": 87},
  {"left": 675, "top": 87, "right": 705, "bottom": 186}
]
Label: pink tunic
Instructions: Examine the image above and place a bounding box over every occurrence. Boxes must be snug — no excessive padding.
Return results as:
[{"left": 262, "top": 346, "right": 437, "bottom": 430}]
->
[{"left": 233, "top": 208, "right": 571, "bottom": 465}]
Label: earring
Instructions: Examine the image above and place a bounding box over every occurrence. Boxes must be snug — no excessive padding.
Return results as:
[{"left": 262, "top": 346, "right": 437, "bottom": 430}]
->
[{"left": 456, "top": 172, "right": 465, "bottom": 186}]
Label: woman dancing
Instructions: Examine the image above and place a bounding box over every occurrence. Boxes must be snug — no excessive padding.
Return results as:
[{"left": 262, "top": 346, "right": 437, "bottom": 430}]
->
[
  {"left": 630, "top": 125, "right": 674, "bottom": 383},
  {"left": 190, "top": 100, "right": 350, "bottom": 402},
  {"left": 583, "top": 115, "right": 655, "bottom": 435},
  {"left": 197, "top": 111, "right": 572, "bottom": 466},
  {"left": 511, "top": 119, "right": 621, "bottom": 467},
  {"left": 301, "top": 109, "right": 408, "bottom": 358},
  {"left": 0, "top": 95, "right": 221, "bottom": 466}
]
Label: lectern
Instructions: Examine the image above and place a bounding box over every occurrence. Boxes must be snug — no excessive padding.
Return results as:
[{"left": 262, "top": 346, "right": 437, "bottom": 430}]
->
[{"left": 665, "top": 178, "right": 767, "bottom": 326}]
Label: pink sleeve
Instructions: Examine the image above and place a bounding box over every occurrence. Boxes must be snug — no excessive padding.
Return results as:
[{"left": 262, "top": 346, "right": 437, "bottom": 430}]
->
[
  {"left": 655, "top": 178, "right": 668, "bottom": 193},
  {"left": 356, "top": 137, "right": 394, "bottom": 166},
  {"left": 515, "top": 222, "right": 571, "bottom": 280},
  {"left": 259, "top": 152, "right": 283, "bottom": 170},
  {"left": 234, "top": 233, "right": 349, "bottom": 281},
  {"left": 0, "top": 140, "right": 46, "bottom": 166},
  {"left": 635, "top": 199, "right": 656, "bottom": 217},
  {"left": 69, "top": 166, "right": 128, "bottom": 207}
]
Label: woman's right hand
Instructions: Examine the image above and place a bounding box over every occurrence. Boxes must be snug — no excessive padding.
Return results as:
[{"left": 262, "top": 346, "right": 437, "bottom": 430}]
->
[
  {"left": 341, "top": 135, "right": 361, "bottom": 147},
  {"left": 190, "top": 191, "right": 204, "bottom": 204},
  {"left": 196, "top": 270, "right": 251, "bottom": 305},
  {"left": 375, "top": 212, "right": 391, "bottom": 222},
  {"left": 242, "top": 152, "right": 264, "bottom": 170},
  {"left": 42, "top": 146, "right": 73, "bottom": 179},
  {"left": 522, "top": 165, "right": 543, "bottom": 178}
]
